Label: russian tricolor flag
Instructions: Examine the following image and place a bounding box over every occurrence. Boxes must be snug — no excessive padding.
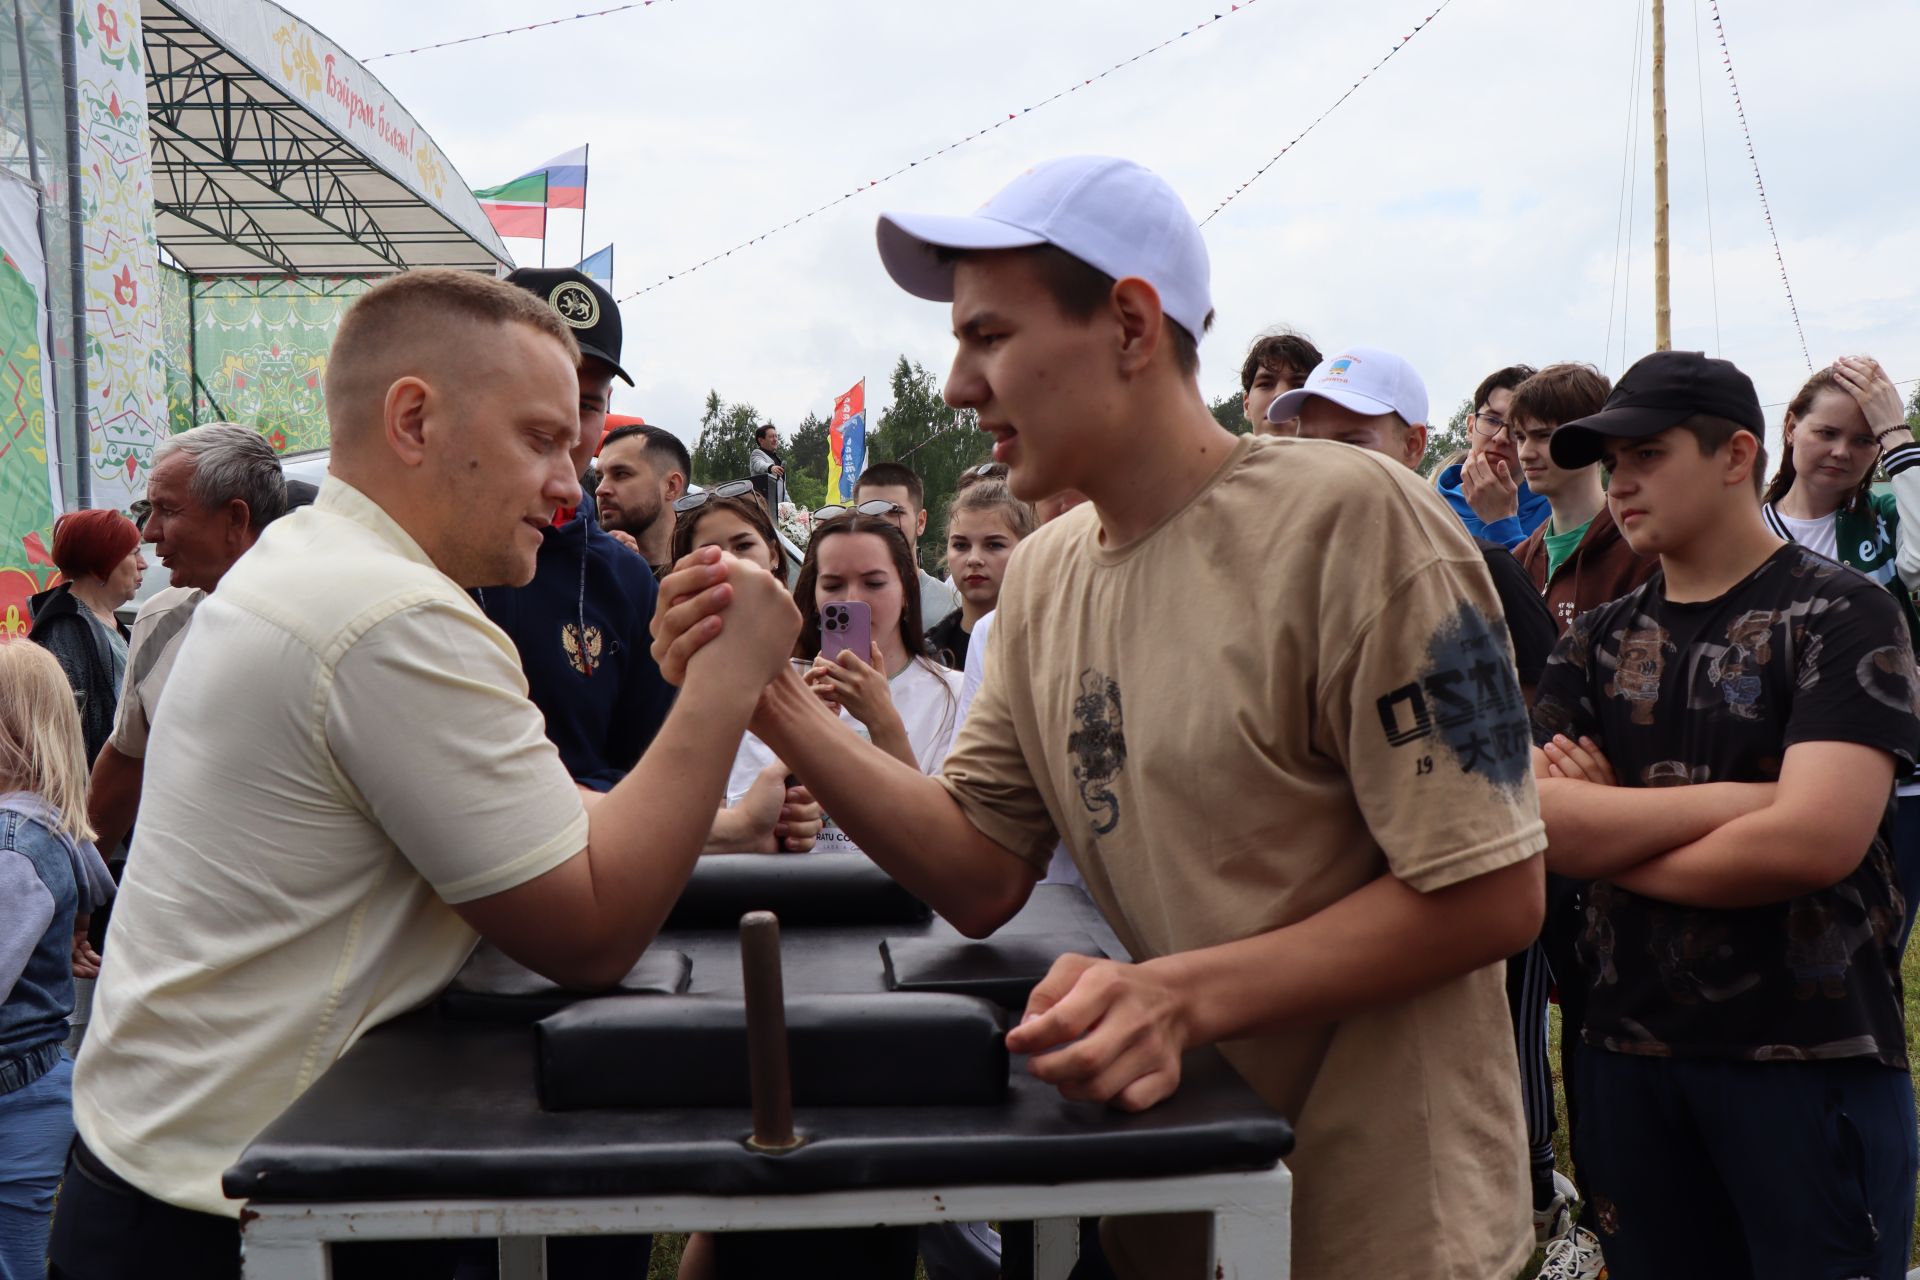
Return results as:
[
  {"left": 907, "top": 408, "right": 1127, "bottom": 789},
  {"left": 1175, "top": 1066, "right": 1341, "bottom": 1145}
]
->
[{"left": 537, "top": 146, "right": 588, "bottom": 210}]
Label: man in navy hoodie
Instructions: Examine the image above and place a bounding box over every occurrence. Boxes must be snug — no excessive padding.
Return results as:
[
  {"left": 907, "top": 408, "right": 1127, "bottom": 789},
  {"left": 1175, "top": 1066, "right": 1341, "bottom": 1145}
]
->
[
  {"left": 478, "top": 269, "right": 675, "bottom": 795},
  {"left": 482, "top": 273, "right": 817, "bottom": 856},
  {"left": 1436, "top": 364, "right": 1552, "bottom": 548}
]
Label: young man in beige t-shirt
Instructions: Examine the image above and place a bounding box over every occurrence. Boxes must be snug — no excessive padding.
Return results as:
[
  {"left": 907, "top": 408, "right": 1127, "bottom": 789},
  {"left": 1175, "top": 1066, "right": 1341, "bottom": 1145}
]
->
[{"left": 654, "top": 158, "right": 1546, "bottom": 1278}]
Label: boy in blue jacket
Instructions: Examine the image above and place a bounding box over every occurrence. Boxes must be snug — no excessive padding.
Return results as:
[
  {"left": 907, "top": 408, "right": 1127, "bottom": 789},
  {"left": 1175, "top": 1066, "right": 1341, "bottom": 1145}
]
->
[{"left": 1436, "top": 364, "right": 1551, "bottom": 548}]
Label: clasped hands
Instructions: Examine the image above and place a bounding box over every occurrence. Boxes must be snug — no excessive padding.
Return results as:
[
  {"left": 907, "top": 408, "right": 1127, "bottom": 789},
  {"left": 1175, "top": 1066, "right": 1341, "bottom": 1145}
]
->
[
  {"left": 649, "top": 545, "right": 799, "bottom": 690},
  {"left": 650, "top": 547, "right": 1193, "bottom": 1113}
]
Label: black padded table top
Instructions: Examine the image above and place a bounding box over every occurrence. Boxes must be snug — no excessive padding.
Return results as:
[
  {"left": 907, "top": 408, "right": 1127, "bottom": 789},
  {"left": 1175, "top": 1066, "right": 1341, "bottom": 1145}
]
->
[{"left": 226, "top": 876, "right": 1293, "bottom": 1204}]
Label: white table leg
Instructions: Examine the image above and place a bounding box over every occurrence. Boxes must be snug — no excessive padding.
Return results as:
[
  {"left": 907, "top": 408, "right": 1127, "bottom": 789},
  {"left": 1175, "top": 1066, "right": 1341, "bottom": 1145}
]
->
[
  {"left": 240, "top": 1237, "right": 331, "bottom": 1280},
  {"left": 498, "top": 1235, "right": 548, "bottom": 1280},
  {"left": 1033, "top": 1216, "right": 1080, "bottom": 1280},
  {"left": 1208, "top": 1169, "right": 1293, "bottom": 1280}
]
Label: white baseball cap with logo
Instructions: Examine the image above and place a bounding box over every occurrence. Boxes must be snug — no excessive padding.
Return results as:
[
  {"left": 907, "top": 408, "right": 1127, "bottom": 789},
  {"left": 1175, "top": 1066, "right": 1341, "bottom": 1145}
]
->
[
  {"left": 876, "top": 156, "right": 1213, "bottom": 341},
  {"left": 1267, "top": 346, "right": 1430, "bottom": 427}
]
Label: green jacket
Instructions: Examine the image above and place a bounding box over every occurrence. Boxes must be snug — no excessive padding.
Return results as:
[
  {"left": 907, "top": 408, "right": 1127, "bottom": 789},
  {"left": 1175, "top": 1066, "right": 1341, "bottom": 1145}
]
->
[{"left": 1764, "top": 475, "right": 1920, "bottom": 642}]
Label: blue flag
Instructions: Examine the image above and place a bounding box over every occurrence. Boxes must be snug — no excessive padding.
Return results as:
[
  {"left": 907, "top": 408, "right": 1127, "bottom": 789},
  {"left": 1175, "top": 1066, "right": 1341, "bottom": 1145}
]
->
[{"left": 576, "top": 244, "right": 613, "bottom": 284}]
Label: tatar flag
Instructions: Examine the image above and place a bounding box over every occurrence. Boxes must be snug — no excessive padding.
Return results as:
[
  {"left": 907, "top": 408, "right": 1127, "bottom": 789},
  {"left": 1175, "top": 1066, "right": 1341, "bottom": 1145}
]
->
[
  {"left": 473, "top": 170, "right": 548, "bottom": 240},
  {"left": 472, "top": 146, "right": 589, "bottom": 240},
  {"left": 576, "top": 244, "right": 614, "bottom": 284},
  {"left": 826, "top": 379, "right": 867, "bottom": 504}
]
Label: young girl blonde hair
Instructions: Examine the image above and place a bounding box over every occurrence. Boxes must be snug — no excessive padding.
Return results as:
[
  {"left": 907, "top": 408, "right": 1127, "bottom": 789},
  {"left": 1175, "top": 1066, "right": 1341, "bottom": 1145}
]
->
[{"left": 0, "top": 639, "right": 95, "bottom": 841}]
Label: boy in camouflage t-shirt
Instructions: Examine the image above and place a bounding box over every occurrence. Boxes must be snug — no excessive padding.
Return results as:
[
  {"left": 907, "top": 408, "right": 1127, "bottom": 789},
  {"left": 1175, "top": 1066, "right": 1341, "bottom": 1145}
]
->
[{"left": 1534, "top": 350, "right": 1919, "bottom": 1278}]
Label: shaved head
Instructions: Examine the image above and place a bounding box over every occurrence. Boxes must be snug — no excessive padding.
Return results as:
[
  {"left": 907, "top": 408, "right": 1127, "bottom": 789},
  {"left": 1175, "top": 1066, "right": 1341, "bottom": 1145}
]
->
[
  {"left": 325, "top": 269, "right": 580, "bottom": 452},
  {"left": 320, "top": 269, "right": 587, "bottom": 588}
]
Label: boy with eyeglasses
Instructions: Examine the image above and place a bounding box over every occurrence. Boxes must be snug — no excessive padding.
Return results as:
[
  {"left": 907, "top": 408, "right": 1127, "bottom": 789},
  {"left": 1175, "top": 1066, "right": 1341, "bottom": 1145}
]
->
[{"left": 1436, "top": 365, "right": 1551, "bottom": 548}]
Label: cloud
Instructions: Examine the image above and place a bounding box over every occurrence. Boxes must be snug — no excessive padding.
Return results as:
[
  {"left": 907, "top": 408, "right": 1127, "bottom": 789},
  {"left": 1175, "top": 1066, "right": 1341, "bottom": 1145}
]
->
[{"left": 302, "top": 0, "right": 1920, "bottom": 449}]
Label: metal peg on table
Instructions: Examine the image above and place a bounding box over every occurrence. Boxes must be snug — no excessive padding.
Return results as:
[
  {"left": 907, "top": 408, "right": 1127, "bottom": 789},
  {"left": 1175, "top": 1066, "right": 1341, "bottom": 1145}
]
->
[{"left": 740, "top": 910, "right": 804, "bottom": 1153}]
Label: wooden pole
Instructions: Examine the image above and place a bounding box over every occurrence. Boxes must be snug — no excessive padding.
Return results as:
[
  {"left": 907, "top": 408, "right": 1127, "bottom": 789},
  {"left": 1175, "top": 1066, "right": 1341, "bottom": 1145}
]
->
[
  {"left": 740, "top": 912, "right": 802, "bottom": 1153},
  {"left": 1651, "top": 0, "right": 1671, "bottom": 350}
]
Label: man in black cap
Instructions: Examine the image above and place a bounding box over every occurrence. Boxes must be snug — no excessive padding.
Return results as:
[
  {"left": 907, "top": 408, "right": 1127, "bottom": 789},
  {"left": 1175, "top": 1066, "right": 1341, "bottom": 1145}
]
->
[
  {"left": 1530, "top": 350, "right": 1920, "bottom": 1279},
  {"left": 481, "top": 271, "right": 819, "bottom": 844},
  {"left": 475, "top": 268, "right": 678, "bottom": 801}
]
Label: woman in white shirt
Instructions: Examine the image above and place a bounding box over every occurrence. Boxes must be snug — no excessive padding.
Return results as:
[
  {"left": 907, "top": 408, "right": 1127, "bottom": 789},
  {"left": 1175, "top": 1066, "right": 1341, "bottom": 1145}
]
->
[
  {"left": 795, "top": 515, "right": 961, "bottom": 770},
  {"left": 677, "top": 504, "right": 961, "bottom": 852}
]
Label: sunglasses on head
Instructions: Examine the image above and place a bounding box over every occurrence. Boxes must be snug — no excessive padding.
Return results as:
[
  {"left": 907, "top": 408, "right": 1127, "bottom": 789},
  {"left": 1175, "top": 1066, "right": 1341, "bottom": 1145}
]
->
[
  {"left": 813, "top": 498, "right": 906, "bottom": 522},
  {"left": 955, "top": 461, "right": 1008, "bottom": 489},
  {"left": 673, "top": 479, "right": 756, "bottom": 514}
]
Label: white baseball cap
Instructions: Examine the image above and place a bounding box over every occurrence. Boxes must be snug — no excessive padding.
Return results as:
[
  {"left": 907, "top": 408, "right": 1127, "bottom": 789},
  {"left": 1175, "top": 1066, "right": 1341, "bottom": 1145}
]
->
[
  {"left": 1268, "top": 346, "right": 1430, "bottom": 427},
  {"left": 876, "top": 156, "right": 1214, "bottom": 341}
]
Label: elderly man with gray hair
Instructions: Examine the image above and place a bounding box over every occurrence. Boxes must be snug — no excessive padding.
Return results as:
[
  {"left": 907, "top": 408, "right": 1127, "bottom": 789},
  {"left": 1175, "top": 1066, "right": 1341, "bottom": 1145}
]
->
[{"left": 83, "top": 424, "right": 289, "bottom": 876}]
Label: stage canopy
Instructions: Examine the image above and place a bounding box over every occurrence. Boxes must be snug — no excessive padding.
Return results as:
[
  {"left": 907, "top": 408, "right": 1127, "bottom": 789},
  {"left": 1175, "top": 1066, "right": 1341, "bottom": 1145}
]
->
[{"left": 141, "top": 0, "right": 510, "bottom": 274}]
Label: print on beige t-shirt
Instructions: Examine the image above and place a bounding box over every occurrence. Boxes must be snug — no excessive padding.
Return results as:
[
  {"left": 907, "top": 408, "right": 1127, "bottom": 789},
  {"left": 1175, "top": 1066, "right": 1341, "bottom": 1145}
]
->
[{"left": 941, "top": 435, "right": 1544, "bottom": 1280}]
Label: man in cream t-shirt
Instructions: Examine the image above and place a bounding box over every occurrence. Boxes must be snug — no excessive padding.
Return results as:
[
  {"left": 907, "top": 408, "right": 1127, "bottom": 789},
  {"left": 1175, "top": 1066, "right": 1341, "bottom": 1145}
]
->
[
  {"left": 50, "top": 270, "right": 800, "bottom": 1279},
  {"left": 676, "top": 158, "right": 1547, "bottom": 1278}
]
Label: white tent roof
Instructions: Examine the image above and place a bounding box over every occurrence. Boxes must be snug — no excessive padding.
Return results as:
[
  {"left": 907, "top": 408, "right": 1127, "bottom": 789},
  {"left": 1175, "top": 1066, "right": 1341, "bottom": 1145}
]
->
[{"left": 143, "top": 0, "right": 510, "bottom": 274}]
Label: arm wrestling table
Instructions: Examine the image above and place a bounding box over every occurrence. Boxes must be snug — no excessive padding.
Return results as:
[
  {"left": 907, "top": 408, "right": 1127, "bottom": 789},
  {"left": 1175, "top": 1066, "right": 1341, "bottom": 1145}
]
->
[{"left": 226, "top": 861, "right": 1295, "bottom": 1280}]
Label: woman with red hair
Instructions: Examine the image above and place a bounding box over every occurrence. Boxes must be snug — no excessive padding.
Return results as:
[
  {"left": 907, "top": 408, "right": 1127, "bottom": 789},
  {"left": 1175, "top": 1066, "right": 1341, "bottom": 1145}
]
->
[{"left": 28, "top": 509, "right": 145, "bottom": 763}]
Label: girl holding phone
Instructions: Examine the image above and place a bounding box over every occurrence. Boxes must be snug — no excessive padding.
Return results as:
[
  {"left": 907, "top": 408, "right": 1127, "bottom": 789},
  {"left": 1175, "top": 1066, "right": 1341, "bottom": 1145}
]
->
[
  {"left": 793, "top": 515, "right": 960, "bottom": 775},
  {"left": 719, "top": 514, "right": 960, "bottom": 857}
]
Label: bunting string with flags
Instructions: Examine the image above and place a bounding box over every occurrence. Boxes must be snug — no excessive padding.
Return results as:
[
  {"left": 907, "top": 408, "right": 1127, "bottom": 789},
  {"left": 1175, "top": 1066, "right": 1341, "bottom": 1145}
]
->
[
  {"left": 1200, "top": 0, "right": 1456, "bottom": 224},
  {"left": 576, "top": 244, "right": 614, "bottom": 284},
  {"left": 1707, "top": 0, "right": 1810, "bottom": 372},
  {"left": 368, "top": 1, "right": 678, "bottom": 62},
  {"left": 619, "top": 2, "right": 1269, "bottom": 301}
]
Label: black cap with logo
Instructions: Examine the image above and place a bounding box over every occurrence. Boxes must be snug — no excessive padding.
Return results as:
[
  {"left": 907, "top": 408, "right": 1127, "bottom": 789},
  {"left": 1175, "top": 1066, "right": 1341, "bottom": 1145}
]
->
[
  {"left": 504, "top": 267, "right": 633, "bottom": 386},
  {"left": 1550, "top": 350, "right": 1765, "bottom": 469}
]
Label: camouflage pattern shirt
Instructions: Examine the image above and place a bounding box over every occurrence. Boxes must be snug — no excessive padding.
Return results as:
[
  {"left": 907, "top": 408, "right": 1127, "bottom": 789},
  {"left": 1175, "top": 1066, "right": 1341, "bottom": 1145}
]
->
[{"left": 1533, "top": 543, "right": 1919, "bottom": 1065}]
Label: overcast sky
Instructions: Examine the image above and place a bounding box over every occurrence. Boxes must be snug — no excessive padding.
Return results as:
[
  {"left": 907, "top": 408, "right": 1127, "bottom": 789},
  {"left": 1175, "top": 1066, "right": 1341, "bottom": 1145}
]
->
[{"left": 288, "top": 0, "right": 1920, "bottom": 451}]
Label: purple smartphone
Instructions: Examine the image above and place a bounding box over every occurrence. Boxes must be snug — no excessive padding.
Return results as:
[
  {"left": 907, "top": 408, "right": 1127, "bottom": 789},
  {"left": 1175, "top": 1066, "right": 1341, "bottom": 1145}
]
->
[{"left": 819, "top": 600, "right": 872, "bottom": 664}]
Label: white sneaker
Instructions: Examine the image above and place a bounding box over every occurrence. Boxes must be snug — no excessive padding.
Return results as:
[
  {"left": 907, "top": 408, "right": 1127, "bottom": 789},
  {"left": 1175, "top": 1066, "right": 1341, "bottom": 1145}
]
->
[
  {"left": 1533, "top": 1170, "right": 1579, "bottom": 1247},
  {"left": 1534, "top": 1225, "right": 1607, "bottom": 1280}
]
